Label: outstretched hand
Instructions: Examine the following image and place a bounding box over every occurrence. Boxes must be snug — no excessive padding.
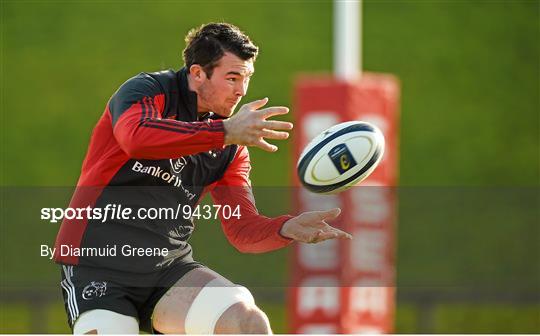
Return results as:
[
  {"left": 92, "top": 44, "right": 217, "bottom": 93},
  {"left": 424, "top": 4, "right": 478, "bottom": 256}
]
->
[
  {"left": 279, "top": 208, "right": 353, "bottom": 244},
  {"left": 223, "top": 98, "right": 294, "bottom": 152}
]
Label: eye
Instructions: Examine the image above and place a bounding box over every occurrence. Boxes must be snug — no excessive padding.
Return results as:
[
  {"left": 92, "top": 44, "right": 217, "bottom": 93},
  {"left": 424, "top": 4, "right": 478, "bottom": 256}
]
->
[{"left": 227, "top": 78, "right": 237, "bottom": 82}]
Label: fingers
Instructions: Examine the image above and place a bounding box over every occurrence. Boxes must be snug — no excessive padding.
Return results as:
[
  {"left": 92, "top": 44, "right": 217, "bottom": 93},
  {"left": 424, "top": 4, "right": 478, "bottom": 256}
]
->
[
  {"left": 324, "top": 225, "right": 353, "bottom": 240},
  {"left": 306, "top": 228, "right": 351, "bottom": 244},
  {"left": 252, "top": 127, "right": 290, "bottom": 151},
  {"left": 314, "top": 208, "right": 342, "bottom": 221},
  {"left": 310, "top": 230, "right": 337, "bottom": 243},
  {"left": 258, "top": 106, "right": 290, "bottom": 119},
  {"left": 244, "top": 97, "right": 269, "bottom": 110},
  {"left": 254, "top": 138, "right": 278, "bottom": 152},
  {"left": 260, "top": 129, "right": 289, "bottom": 140},
  {"left": 262, "top": 120, "right": 294, "bottom": 131}
]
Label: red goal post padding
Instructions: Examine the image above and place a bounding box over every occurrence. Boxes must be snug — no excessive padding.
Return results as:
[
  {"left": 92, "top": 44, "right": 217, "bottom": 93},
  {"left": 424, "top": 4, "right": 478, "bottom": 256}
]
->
[{"left": 289, "top": 73, "right": 400, "bottom": 334}]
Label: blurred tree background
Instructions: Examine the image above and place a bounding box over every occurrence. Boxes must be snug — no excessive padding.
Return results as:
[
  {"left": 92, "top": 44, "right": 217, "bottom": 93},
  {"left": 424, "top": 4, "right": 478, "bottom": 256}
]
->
[{"left": 1, "top": 0, "right": 538, "bottom": 333}]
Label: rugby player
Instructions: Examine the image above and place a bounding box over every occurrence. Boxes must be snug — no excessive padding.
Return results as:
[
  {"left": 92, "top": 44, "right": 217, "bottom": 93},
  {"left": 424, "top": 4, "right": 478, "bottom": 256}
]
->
[{"left": 54, "top": 22, "right": 351, "bottom": 334}]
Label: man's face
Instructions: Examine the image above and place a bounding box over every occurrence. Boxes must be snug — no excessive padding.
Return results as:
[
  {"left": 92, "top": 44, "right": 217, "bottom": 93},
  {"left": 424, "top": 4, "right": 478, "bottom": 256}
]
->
[{"left": 197, "top": 52, "right": 254, "bottom": 117}]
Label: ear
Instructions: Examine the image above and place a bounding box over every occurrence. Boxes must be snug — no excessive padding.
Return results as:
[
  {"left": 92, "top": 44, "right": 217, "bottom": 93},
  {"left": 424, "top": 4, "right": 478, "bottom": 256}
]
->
[{"left": 188, "top": 64, "right": 207, "bottom": 82}]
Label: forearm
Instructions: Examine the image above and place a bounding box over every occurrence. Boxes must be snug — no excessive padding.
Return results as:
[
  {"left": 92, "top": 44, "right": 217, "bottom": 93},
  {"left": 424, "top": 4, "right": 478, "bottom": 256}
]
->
[
  {"left": 221, "top": 213, "right": 294, "bottom": 253},
  {"left": 210, "top": 185, "right": 293, "bottom": 253},
  {"left": 113, "top": 107, "right": 225, "bottom": 159}
]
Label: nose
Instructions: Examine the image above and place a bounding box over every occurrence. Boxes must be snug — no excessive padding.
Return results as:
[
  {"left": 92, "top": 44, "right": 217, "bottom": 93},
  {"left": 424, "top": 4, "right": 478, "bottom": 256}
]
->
[{"left": 235, "top": 79, "right": 248, "bottom": 97}]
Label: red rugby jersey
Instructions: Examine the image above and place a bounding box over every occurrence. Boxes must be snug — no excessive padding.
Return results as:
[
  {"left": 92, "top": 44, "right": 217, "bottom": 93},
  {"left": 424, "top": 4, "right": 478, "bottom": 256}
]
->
[{"left": 53, "top": 68, "right": 292, "bottom": 271}]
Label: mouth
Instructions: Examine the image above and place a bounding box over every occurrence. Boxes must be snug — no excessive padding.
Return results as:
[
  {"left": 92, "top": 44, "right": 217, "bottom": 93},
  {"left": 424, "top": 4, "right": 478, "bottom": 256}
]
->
[{"left": 228, "top": 99, "right": 240, "bottom": 106}]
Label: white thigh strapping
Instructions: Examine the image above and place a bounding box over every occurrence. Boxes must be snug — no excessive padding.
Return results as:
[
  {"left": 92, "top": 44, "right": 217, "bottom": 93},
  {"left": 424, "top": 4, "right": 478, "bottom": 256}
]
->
[
  {"left": 185, "top": 278, "right": 255, "bottom": 334},
  {"left": 73, "top": 309, "right": 139, "bottom": 334}
]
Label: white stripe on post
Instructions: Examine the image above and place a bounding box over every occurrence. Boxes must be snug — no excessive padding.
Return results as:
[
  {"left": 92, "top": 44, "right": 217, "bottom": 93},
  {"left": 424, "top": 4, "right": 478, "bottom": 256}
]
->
[{"left": 334, "top": 0, "right": 361, "bottom": 81}]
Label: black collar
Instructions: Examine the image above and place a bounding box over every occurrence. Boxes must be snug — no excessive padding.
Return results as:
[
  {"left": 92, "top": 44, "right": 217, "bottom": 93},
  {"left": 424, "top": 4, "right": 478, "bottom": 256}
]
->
[{"left": 177, "top": 67, "right": 198, "bottom": 121}]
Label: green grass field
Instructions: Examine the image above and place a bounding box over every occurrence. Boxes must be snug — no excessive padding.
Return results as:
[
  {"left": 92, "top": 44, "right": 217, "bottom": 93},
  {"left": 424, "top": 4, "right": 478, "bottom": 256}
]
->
[
  {"left": 1, "top": 301, "right": 538, "bottom": 333},
  {"left": 1, "top": 1, "right": 538, "bottom": 187}
]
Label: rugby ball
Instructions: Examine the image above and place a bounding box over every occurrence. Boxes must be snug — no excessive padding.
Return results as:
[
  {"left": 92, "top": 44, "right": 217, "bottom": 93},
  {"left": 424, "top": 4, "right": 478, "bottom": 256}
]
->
[{"left": 297, "top": 121, "right": 385, "bottom": 194}]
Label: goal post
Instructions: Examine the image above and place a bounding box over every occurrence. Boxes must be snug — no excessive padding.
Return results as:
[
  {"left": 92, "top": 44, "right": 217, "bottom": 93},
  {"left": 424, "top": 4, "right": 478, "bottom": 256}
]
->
[{"left": 288, "top": 0, "right": 400, "bottom": 333}]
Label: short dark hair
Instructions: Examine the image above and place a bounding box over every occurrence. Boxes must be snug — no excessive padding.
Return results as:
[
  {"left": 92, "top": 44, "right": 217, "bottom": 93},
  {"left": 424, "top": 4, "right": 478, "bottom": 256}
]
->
[{"left": 183, "top": 23, "right": 259, "bottom": 78}]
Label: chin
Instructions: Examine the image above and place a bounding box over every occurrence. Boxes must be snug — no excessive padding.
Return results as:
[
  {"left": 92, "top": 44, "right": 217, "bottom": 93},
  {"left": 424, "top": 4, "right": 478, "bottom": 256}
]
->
[{"left": 215, "top": 107, "right": 235, "bottom": 118}]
